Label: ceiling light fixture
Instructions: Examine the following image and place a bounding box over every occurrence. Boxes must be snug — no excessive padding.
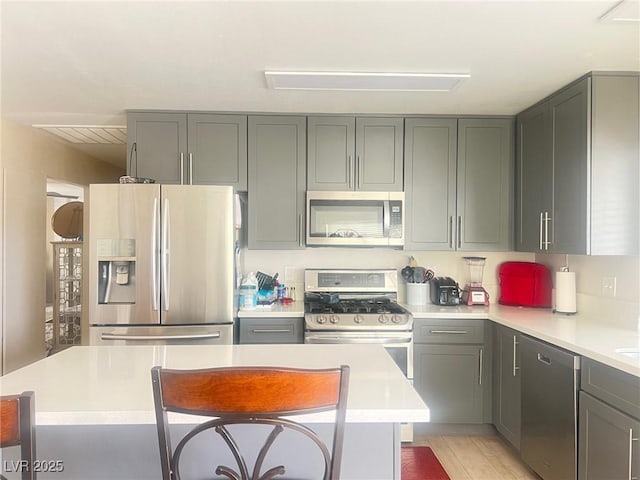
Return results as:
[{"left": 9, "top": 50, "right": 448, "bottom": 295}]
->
[
  {"left": 264, "top": 71, "right": 470, "bottom": 91},
  {"left": 600, "top": 0, "right": 640, "bottom": 22}
]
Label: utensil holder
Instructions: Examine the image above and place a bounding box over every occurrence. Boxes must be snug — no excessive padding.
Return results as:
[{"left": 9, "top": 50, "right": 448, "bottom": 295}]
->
[{"left": 406, "top": 283, "right": 429, "bottom": 306}]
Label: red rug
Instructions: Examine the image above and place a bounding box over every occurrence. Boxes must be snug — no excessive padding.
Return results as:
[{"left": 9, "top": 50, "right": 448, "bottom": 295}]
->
[{"left": 401, "top": 446, "right": 451, "bottom": 480}]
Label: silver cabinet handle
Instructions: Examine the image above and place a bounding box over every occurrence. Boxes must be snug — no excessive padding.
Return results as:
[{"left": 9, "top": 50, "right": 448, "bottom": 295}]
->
[
  {"left": 513, "top": 336, "right": 520, "bottom": 377},
  {"left": 298, "top": 213, "right": 304, "bottom": 247},
  {"left": 189, "top": 152, "right": 193, "bottom": 185},
  {"left": 539, "top": 211, "right": 544, "bottom": 250},
  {"left": 356, "top": 155, "right": 361, "bottom": 190},
  {"left": 101, "top": 332, "right": 221, "bottom": 341},
  {"left": 543, "top": 211, "right": 552, "bottom": 250},
  {"left": 251, "top": 329, "right": 292, "bottom": 334},
  {"left": 479, "top": 348, "right": 484, "bottom": 385},
  {"left": 457, "top": 216, "right": 462, "bottom": 248},
  {"left": 429, "top": 330, "right": 468, "bottom": 334},
  {"left": 347, "top": 155, "right": 353, "bottom": 189},
  {"left": 179, "top": 152, "right": 184, "bottom": 185},
  {"left": 449, "top": 216, "right": 454, "bottom": 249},
  {"left": 630, "top": 429, "right": 638, "bottom": 480},
  {"left": 537, "top": 353, "right": 552, "bottom": 365}
]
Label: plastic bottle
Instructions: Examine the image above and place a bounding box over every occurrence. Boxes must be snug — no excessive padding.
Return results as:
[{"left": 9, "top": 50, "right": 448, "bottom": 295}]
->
[{"left": 239, "top": 272, "right": 258, "bottom": 310}]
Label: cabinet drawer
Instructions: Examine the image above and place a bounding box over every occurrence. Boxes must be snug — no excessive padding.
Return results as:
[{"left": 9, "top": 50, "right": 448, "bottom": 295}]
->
[
  {"left": 414, "top": 319, "right": 485, "bottom": 344},
  {"left": 238, "top": 318, "right": 303, "bottom": 344},
  {"left": 582, "top": 357, "right": 640, "bottom": 419}
]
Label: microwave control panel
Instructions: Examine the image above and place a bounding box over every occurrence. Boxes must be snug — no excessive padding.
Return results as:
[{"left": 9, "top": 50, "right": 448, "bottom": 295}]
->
[{"left": 389, "top": 201, "right": 403, "bottom": 238}]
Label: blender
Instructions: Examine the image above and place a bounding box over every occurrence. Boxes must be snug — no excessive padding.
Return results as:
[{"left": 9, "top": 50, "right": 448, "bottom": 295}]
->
[{"left": 462, "top": 256, "right": 490, "bottom": 306}]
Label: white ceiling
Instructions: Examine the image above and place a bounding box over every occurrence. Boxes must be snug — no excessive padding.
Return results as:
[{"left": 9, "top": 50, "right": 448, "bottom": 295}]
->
[{"left": 2, "top": 0, "right": 639, "bottom": 169}]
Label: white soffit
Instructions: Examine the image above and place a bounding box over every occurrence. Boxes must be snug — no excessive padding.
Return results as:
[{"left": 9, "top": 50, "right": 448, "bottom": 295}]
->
[
  {"left": 33, "top": 125, "right": 127, "bottom": 144},
  {"left": 600, "top": 0, "right": 640, "bottom": 22},
  {"left": 264, "top": 71, "right": 470, "bottom": 91}
]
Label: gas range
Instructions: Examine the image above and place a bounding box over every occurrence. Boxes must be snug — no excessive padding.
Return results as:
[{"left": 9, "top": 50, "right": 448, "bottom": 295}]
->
[{"left": 304, "top": 269, "right": 412, "bottom": 331}]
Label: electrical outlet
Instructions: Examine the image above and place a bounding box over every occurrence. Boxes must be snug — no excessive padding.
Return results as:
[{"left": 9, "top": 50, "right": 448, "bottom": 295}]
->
[{"left": 602, "top": 276, "right": 617, "bottom": 297}]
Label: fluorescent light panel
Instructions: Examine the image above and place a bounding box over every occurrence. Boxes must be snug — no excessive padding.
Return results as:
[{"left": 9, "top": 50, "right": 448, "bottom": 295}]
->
[{"left": 265, "top": 71, "right": 470, "bottom": 91}]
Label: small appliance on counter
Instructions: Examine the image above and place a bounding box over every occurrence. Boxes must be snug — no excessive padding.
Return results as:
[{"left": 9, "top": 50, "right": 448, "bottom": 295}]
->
[
  {"left": 461, "top": 256, "right": 490, "bottom": 306},
  {"left": 430, "top": 277, "right": 461, "bottom": 306},
  {"left": 498, "top": 261, "right": 552, "bottom": 308}
]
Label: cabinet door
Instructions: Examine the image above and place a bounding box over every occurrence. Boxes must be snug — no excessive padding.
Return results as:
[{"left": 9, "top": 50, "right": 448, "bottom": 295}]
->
[
  {"left": 516, "top": 103, "right": 552, "bottom": 252},
  {"left": 414, "top": 344, "right": 485, "bottom": 423},
  {"left": 127, "top": 112, "right": 187, "bottom": 184},
  {"left": 238, "top": 318, "right": 303, "bottom": 344},
  {"left": 188, "top": 114, "right": 247, "bottom": 190},
  {"left": 549, "top": 78, "right": 589, "bottom": 254},
  {"left": 307, "top": 116, "right": 355, "bottom": 190},
  {"left": 355, "top": 117, "right": 404, "bottom": 191},
  {"left": 579, "top": 391, "right": 640, "bottom": 480},
  {"left": 404, "top": 118, "right": 457, "bottom": 250},
  {"left": 248, "top": 116, "right": 306, "bottom": 249},
  {"left": 457, "top": 118, "right": 514, "bottom": 251},
  {"left": 492, "top": 325, "right": 521, "bottom": 450}
]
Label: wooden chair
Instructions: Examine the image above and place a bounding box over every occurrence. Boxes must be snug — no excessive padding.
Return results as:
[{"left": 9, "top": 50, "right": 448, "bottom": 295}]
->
[
  {"left": 151, "top": 365, "right": 350, "bottom": 480},
  {"left": 0, "top": 391, "right": 36, "bottom": 480}
]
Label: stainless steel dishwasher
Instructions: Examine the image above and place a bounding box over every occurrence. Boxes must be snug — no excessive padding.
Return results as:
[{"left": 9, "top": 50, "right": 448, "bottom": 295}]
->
[{"left": 520, "top": 335, "right": 581, "bottom": 480}]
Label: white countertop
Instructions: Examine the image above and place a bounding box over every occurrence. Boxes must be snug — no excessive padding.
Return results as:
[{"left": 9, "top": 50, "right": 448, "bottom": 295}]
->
[
  {"left": 0, "top": 344, "right": 428, "bottom": 426},
  {"left": 237, "top": 300, "right": 305, "bottom": 317},
  {"left": 403, "top": 302, "right": 640, "bottom": 378}
]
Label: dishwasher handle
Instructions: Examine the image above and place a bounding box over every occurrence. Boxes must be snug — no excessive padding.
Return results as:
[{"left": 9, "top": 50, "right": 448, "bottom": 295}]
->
[{"left": 537, "top": 353, "right": 552, "bottom": 365}]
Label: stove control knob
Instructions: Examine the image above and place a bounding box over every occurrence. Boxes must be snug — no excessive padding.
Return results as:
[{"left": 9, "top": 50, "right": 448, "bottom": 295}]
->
[
  {"left": 378, "top": 314, "right": 390, "bottom": 324},
  {"left": 391, "top": 315, "right": 403, "bottom": 324},
  {"left": 354, "top": 314, "right": 365, "bottom": 324},
  {"left": 330, "top": 315, "right": 340, "bottom": 324},
  {"left": 316, "top": 315, "right": 327, "bottom": 324}
]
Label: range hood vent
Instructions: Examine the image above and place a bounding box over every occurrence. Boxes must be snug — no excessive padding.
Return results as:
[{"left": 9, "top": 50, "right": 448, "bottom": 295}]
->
[{"left": 33, "top": 125, "right": 127, "bottom": 144}]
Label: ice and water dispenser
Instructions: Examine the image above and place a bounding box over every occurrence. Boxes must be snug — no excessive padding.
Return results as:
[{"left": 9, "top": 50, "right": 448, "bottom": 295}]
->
[{"left": 97, "top": 239, "right": 136, "bottom": 304}]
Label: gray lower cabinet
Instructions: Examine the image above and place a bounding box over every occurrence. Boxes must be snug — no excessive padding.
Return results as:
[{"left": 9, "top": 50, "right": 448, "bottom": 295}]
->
[
  {"left": 492, "top": 324, "right": 521, "bottom": 450},
  {"left": 404, "top": 117, "right": 513, "bottom": 251},
  {"left": 237, "top": 318, "right": 304, "bottom": 344},
  {"left": 248, "top": 116, "right": 306, "bottom": 249},
  {"left": 306, "top": 116, "right": 403, "bottom": 191},
  {"left": 413, "top": 319, "right": 490, "bottom": 423},
  {"left": 579, "top": 357, "right": 640, "bottom": 480},
  {"left": 127, "top": 112, "right": 248, "bottom": 189},
  {"left": 516, "top": 72, "right": 639, "bottom": 255}
]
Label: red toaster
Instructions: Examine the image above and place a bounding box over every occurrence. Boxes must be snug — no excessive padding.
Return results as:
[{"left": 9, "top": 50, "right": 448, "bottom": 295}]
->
[{"left": 498, "top": 261, "right": 552, "bottom": 308}]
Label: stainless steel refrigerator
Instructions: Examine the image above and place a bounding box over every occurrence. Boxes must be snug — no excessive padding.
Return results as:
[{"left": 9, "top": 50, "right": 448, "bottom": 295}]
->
[{"left": 88, "top": 184, "right": 236, "bottom": 345}]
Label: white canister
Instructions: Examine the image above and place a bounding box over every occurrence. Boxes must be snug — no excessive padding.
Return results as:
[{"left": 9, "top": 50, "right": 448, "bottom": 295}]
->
[{"left": 406, "top": 283, "right": 429, "bottom": 306}]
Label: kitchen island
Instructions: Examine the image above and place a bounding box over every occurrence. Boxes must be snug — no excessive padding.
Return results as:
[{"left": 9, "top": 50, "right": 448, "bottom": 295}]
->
[{"left": 0, "top": 344, "right": 428, "bottom": 480}]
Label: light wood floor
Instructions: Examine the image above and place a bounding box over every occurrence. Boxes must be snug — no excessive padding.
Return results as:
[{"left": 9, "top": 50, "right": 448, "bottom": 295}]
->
[{"left": 411, "top": 432, "right": 540, "bottom": 480}]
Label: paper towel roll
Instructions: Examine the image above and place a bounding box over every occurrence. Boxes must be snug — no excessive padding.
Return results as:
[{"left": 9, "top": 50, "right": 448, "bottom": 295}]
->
[{"left": 555, "top": 271, "right": 577, "bottom": 314}]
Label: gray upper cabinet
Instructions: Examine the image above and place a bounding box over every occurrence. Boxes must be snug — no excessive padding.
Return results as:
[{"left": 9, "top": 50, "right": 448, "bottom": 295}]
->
[
  {"left": 404, "top": 117, "right": 513, "bottom": 251},
  {"left": 307, "top": 116, "right": 403, "bottom": 191},
  {"left": 187, "top": 114, "right": 247, "bottom": 190},
  {"left": 248, "top": 115, "right": 306, "bottom": 250},
  {"left": 127, "top": 112, "right": 248, "bottom": 190},
  {"left": 127, "top": 112, "right": 187, "bottom": 184},
  {"left": 516, "top": 73, "right": 639, "bottom": 255}
]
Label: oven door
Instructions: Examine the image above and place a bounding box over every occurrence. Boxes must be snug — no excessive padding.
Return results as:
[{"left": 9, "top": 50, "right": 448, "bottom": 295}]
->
[{"left": 304, "top": 331, "right": 413, "bottom": 380}]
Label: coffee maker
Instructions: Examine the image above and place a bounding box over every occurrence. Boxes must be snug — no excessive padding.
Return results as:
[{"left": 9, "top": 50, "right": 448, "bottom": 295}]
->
[{"left": 461, "top": 256, "right": 490, "bottom": 306}]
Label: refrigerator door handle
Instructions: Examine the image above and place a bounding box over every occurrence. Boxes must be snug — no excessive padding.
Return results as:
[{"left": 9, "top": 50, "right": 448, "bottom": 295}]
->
[
  {"left": 152, "top": 196, "right": 159, "bottom": 311},
  {"left": 101, "top": 332, "right": 222, "bottom": 341},
  {"left": 161, "top": 197, "right": 170, "bottom": 311}
]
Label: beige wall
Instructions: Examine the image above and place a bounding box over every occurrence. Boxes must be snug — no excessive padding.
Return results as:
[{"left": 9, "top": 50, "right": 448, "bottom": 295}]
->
[{"left": 1, "top": 119, "right": 123, "bottom": 374}]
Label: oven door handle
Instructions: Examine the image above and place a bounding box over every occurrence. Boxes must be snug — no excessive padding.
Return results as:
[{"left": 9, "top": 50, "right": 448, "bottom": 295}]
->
[{"left": 304, "top": 335, "right": 412, "bottom": 344}]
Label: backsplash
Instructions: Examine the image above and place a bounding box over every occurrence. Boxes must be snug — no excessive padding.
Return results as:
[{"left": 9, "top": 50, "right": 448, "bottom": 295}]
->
[{"left": 242, "top": 248, "right": 535, "bottom": 303}]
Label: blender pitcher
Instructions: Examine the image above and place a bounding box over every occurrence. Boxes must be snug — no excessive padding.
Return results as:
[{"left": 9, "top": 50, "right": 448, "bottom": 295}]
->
[{"left": 462, "top": 256, "right": 490, "bottom": 306}]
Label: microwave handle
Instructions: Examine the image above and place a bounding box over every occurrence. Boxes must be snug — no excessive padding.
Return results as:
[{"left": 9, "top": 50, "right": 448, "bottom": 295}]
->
[{"left": 383, "top": 200, "right": 390, "bottom": 237}]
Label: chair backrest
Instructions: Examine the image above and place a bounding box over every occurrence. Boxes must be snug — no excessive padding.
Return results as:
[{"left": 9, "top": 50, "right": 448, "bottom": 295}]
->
[
  {"left": 0, "top": 391, "right": 36, "bottom": 480},
  {"left": 151, "top": 365, "right": 350, "bottom": 480}
]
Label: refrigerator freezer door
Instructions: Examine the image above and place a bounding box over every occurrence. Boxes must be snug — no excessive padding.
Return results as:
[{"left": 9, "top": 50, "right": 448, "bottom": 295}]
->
[
  {"left": 161, "top": 185, "right": 235, "bottom": 325},
  {"left": 89, "top": 324, "right": 233, "bottom": 345},
  {"left": 89, "top": 184, "right": 160, "bottom": 326}
]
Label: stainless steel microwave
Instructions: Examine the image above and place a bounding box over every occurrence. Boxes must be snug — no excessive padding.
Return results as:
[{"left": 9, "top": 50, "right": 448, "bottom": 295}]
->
[{"left": 306, "top": 191, "right": 404, "bottom": 247}]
